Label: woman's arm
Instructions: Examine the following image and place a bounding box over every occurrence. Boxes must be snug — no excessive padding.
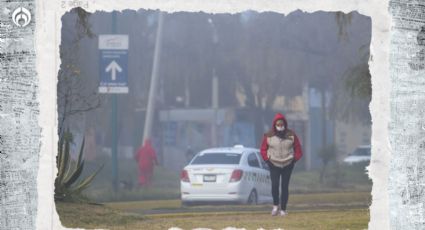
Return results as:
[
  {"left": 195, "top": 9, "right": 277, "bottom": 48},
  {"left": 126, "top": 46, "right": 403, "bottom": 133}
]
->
[
  {"left": 260, "top": 135, "right": 269, "bottom": 161},
  {"left": 293, "top": 133, "right": 303, "bottom": 162}
]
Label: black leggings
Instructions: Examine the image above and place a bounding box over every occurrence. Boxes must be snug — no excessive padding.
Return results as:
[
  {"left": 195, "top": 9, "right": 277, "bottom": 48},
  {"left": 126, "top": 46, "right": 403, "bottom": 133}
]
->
[{"left": 268, "top": 160, "right": 294, "bottom": 211}]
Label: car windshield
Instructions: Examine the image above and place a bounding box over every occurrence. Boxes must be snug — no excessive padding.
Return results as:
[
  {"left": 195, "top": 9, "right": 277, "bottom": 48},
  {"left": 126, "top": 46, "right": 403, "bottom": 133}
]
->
[
  {"left": 351, "top": 148, "right": 371, "bottom": 156},
  {"left": 191, "top": 152, "right": 241, "bottom": 165}
]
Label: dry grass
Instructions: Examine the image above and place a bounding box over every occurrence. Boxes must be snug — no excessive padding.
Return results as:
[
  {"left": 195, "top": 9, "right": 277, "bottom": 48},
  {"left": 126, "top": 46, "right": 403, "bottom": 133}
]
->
[
  {"left": 56, "top": 192, "right": 370, "bottom": 229},
  {"left": 57, "top": 202, "right": 369, "bottom": 230},
  {"left": 142, "top": 209, "right": 369, "bottom": 230},
  {"left": 104, "top": 191, "right": 371, "bottom": 212},
  {"left": 56, "top": 202, "right": 145, "bottom": 229}
]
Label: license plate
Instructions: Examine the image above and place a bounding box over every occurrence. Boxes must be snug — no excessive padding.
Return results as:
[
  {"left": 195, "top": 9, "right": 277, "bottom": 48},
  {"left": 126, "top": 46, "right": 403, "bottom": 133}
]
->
[{"left": 203, "top": 175, "right": 216, "bottom": 182}]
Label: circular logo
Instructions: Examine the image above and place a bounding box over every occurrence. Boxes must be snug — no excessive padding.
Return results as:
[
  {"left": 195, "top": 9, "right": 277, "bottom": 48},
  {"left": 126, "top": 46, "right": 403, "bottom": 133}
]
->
[{"left": 12, "top": 7, "right": 31, "bottom": 27}]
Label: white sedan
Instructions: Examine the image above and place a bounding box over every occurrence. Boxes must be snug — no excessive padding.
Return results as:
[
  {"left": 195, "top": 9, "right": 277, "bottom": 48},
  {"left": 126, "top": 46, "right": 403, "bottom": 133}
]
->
[
  {"left": 180, "top": 145, "right": 272, "bottom": 205},
  {"left": 343, "top": 145, "right": 371, "bottom": 165}
]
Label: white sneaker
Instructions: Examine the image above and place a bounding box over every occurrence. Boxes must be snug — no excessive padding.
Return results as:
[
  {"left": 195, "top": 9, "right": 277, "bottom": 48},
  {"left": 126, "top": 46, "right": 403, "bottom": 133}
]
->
[
  {"left": 279, "top": 210, "right": 287, "bottom": 216},
  {"left": 271, "top": 206, "right": 279, "bottom": 216}
]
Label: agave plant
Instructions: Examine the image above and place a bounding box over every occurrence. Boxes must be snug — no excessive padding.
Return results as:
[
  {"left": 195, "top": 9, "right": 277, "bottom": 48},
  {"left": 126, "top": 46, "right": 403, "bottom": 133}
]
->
[{"left": 55, "top": 129, "right": 103, "bottom": 201}]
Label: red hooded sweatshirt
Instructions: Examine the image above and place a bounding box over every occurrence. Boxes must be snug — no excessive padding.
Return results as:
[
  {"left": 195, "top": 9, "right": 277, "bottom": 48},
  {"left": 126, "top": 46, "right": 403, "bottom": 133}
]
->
[{"left": 260, "top": 113, "right": 303, "bottom": 163}]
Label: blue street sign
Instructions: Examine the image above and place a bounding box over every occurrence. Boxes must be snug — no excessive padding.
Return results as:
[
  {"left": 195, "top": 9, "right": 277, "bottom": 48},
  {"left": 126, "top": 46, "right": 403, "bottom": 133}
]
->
[{"left": 98, "top": 35, "right": 129, "bottom": 94}]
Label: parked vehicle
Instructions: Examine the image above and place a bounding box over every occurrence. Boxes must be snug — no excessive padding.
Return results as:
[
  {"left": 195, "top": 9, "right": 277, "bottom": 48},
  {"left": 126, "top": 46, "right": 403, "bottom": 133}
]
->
[
  {"left": 343, "top": 145, "right": 371, "bottom": 165},
  {"left": 180, "top": 145, "right": 272, "bottom": 205}
]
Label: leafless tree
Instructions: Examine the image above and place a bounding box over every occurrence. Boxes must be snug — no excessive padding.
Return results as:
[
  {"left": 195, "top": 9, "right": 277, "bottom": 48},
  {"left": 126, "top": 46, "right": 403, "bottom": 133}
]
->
[{"left": 58, "top": 8, "right": 103, "bottom": 135}]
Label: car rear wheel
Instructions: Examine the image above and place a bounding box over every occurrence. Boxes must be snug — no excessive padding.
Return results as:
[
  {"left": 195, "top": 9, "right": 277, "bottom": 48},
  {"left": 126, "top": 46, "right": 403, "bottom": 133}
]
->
[{"left": 247, "top": 189, "right": 258, "bottom": 205}]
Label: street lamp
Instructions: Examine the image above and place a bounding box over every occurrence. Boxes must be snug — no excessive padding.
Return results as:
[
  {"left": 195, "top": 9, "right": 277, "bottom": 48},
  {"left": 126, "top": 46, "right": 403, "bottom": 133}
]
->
[{"left": 208, "top": 18, "right": 219, "bottom": 146}]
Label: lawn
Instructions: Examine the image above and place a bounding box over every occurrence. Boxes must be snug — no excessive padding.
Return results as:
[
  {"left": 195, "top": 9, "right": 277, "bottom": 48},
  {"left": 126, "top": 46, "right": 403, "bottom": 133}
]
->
[
  {"left": 81, "top": 158, "right": 371, "bottom": 203},
  {"left": 142, "top": 210, "right": 369, "bottom": 230},
  {"left": 56, "top": 202, "right": 369, "bottom": 230},
  {"left": 63, "top": 158, "right": 371, "bottom": 229},
  {"left": 56, "top": 191, "right": 370, "bottom": 229},
  {"left": 104, "top": 191, "right": 371, "bottom": 214}
]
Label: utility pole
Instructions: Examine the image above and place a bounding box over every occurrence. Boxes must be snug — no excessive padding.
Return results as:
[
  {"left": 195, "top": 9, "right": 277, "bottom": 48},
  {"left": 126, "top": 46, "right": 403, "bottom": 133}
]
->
[
  {"left": 208, "top": 18, "right": 219, "bottom": 147},
  {"left": 304, "top": 84, "right": 311, "bottom": 171},
  {"left": 111, "top": 11, "right": 118, "bottom": 192},
  {"left": 321, "top": 87, "right": 327, "bottom": 149},
  {"left": 212, "top": 70, "right": 218, "bottom": 146},
  {"left": 184, "top": 74, "right": 190, "bottom": 108},
  {"left": 143, "top": 12, "right": 164, "bottom": 144}
]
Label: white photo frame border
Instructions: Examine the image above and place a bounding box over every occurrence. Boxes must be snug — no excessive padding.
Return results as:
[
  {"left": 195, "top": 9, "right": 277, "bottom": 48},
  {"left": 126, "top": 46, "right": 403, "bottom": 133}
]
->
[{"left": 36, "top": 1, "right": 391, "bottom": 229}]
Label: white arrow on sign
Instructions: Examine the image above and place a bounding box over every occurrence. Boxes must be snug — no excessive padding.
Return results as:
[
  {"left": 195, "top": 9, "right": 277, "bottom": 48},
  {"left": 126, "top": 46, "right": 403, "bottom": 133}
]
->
[{"left": 105, "top": 60, "right": 122, "bottom": 81}]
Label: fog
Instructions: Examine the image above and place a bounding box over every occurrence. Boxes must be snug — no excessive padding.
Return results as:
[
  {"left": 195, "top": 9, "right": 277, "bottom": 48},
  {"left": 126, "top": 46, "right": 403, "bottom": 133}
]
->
[{"left": 58, "top": 9, "right": 372, "bottom": 202}]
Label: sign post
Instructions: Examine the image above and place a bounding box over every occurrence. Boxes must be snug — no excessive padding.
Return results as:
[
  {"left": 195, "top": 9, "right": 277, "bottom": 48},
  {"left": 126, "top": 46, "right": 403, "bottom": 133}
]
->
[
  {"left": 98, "top": 11, "right": 129, "bottom": 192},
  {"left": 98, "top": 34, "right": 129, "bottom": 94}
]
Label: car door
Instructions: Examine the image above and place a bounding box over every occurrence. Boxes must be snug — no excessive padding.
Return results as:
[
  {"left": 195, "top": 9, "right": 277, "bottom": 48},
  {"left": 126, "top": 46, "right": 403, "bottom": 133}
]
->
[
  {"left": 246, "top": 152, "right": 264, "bottom": 201},
  {"left": 256, "top": 151, "right": 272, "bottom": 202}
]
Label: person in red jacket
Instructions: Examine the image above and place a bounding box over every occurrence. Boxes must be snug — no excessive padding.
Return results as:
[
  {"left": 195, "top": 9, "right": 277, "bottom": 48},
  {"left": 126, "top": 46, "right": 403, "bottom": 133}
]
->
[
  {"left": 260, "top": 113, "right": 303, "bottom": 216},
  {"left": 135, "top": 139, "right": 158, "bottom": 187}
]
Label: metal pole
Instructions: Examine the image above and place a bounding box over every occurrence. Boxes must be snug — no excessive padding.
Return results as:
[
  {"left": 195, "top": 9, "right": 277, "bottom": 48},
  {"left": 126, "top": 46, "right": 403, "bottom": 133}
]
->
[
  {"left": 208, "top": 18, "right": 219, "bottom": 147},
  {"left": 143, "top": 12, "right": 164, "bottom": 143},
  {"left": 304, "top": 84, "right": 311, "bottom": 171},
  {"left": 321, "top": 88, "right": 327, "bottom": 148},
  {"left": 211, "top": 71, "right": 218, "bottom": 146},
  {"left": 111, "top": 11, "right": 118, "bottom": 192}
]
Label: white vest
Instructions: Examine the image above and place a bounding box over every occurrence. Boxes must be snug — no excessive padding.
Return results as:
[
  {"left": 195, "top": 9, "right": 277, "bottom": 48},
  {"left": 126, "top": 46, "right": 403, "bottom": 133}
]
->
[{"left": 267, "top": 135, "right": 294, "bottom": 168}]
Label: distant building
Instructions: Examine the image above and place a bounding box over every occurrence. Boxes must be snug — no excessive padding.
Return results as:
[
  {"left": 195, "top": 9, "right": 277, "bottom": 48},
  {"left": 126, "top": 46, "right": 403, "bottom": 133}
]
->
[{"left": 158, "top": 108, "right": 257, "bottom": 172}]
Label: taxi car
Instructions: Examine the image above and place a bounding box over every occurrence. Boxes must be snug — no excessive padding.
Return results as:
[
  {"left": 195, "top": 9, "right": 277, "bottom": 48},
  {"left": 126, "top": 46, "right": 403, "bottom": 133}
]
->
[{"left": 180, "top": 145, "right": 272, "bottom": 205}]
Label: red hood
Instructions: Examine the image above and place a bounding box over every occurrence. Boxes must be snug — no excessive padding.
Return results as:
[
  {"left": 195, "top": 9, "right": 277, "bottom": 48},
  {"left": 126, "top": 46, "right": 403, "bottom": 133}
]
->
[{"left": 272, "top": 113, "right": 288, "bottom": 130}]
